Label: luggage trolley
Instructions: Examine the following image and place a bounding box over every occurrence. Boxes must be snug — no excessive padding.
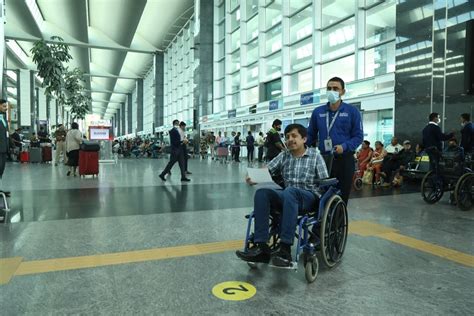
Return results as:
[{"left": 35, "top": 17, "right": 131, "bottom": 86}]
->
[{"left": 216, "top": 145, "right": 230, "bottom": 164}]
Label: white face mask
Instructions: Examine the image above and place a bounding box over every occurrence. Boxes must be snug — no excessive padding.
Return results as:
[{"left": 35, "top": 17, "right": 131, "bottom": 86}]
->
[{"left": 327, "top": 90, "right": 340, "bottom": 104}]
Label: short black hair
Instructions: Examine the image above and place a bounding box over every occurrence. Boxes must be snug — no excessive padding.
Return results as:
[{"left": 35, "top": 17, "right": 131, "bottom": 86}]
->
[
  {"left": 248, "top": 131, "right": 252, "bottom": 135},
  {"left": 284, "top": 124, "right": 307, "bottom": 138},
  {"left": 375, "top": 141, "right": 383, "bottom": 147},
  {"left": 179, "top": 121, "right": 186, "bottom": 127},
  {"left": 327, "top": 77, "right": 345, "bottom": 90},
  {"left": 0, "top": 99, "right": 7, "bottom": 104},
  {"left": 172, "top": 119, "right": 179, "bottom": 125},
  {"left": 429, "top": 113, "right": 439, "bottom": 121},
  {"left": 272, "top": 119, "right": 282, "bottom": 127},
  {"left": 363, "top": 140, "right": 370, "bottom": 146},
  {"left": 71, "top": 122, "right": 79, "bottom": 129},
  {"left": 461, "top": 113, "right": 470, "bottom": 121}
]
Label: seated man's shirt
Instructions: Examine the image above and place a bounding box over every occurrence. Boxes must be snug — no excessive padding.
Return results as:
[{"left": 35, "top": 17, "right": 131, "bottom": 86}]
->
[
  {"left": 386, "top": 143, "right": 403, "bottom": 154},
  {"left": 267, "top": 147, "right": 329, "bottom": 195}
]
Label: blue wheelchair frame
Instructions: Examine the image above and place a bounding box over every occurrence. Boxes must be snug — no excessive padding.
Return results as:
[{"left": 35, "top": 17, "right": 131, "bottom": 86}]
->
[{"left": 243, "top": 179, "right": 341, "bottom": 268}]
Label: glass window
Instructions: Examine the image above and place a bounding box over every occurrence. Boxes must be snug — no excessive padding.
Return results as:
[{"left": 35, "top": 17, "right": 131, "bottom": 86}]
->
[
  {"left": 217, "top": 3, "right": 225, "bottom": 22},
  {"left": 264, "top": 23, "right": 282, "bottom": 56},
  {"left": 290, "top": 68, "right": 313, "bottom": 94},
  {"left": 290, "top": 37, "right": 312, "bottom": 72},
  {"left": 365, "top": 0, "right": 396, "bottom": 46},
  {"left": 215, "top": 79, "right": 225, "bottom": 98},
  {"left": 230, "top": 49, "right": 241, "bottom": 73},
  {"left": 247, "top": 39, "right": 259, "bottom": 65},
  {"left": 290, "top": 7, "right": 312, "bottom": 44},
  {"left": 246, "top": 15, "right": 259, "bottom": 42},
  {"left": 243, "top": 86, "right": 259, "bottom": 105},
  {"left": 216, "top": 21, "right": 225, "bottom": 41},
  {"left": 246, "top": 63, "right": 259, "bottom": 87},
  {"left": 321, "top": 18, "right": 355, "bottom": 61},
  {"left": 231, "top": 29, "right": 241, "bottom": 51},
  {"left": 230, "top": 8, "right": 241, "bottom": 32},
  {"left": 231, "top": 71, "right": 241, "bottom": 93},
  {"left": 264, "top": 0, "right": 282, "bottom": 30},
  {"left": 214, "top": 97, "right": 225, "bottom": 113},
  {"left": 321, "top": 55, "right": 355, "bottom": 86},
  {"left": 264, "top": 78, "right": 282, "bottom": 101},
  {"left": 216, "top": 41, "right": 225, "bottom": 60},
  {"left": 365, "top": 41, "right": 396, "bottom": 77},
  {"left": 229, "top": 0, "right": 240, "bottom": 12},
  {"left": 215, "top": 61, "right": 225, "bottom": 80},
  {"left": 264, "top": 51, "right": 282, "bottom": 80},
  {"left": 232, "top": 92, "right": 240, "bottom": 108},
  {"left": 246, "top": 0, "right": 259, "bottom": 19},
  {"left": 289, "top": 0, "right": 312, "bottom": 16},
  {"left": 322, "top": 0, "right": 355, "bottom": 28}
]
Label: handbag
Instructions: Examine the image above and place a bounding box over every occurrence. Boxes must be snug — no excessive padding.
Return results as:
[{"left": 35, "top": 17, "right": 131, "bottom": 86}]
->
[{"left": 362, "top": 169, "right": 374, "bottom": 184}]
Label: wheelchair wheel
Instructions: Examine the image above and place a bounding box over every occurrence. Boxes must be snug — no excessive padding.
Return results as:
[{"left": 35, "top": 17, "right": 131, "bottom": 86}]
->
[
  {"left": 421, "top": 171, "right": 444, "bottom": 204},
  {"left": 354, "top": 178, "right": 363, "bottom": 191},
  {"left": 454, "top": 173, "right": 474, "bottom": 211},
  {"left": 304, "top": 255, "right": 319, "bottom": 283},
  {"left": 320, "top": 195, "right": 348, "bottom": 268}
]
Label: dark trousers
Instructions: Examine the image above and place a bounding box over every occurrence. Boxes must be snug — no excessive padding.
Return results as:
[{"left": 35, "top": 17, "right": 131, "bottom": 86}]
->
[
  {"left": 233, "top": 146, "right": 240, "bottom": 161},
  {"left": 160, "top": 147, "right": 185, "bottom": 179},
  {"left": 247, "top": 146, "right": 254, "bottom": 162},
  {"left": 182, "top": 145, "right": 189, "bottom": 171},
  {"left": 382, "top": 159, "right": 400, "bottom": 181},
  {"left": 331, "top": 152, "right": 355, "bottom": 206},
  {"left": 258, "top": 146, "right": 264, "bottom": 162},
  {"left": 254, "top": 187, "right": 317, "bottom": 245},
  {"left": 0, "top": 153, "right": 6, "bottom": 179}
]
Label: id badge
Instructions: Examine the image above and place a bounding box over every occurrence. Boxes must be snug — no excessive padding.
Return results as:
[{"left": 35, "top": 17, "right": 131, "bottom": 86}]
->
[{"left": 324, "top": 138, "right": 333, "bottom": 152}]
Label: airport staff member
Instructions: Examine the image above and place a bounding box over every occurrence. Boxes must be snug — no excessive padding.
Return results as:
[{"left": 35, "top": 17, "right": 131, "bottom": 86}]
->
[
  {"left": 422, "top": 112, "right": 454, "bottom": 172},
  {"left": 0, "top": 99, "right": 10, "bottom": 197},
  {"left": 306, "top": 77, "right": 363, "bottom": 205}
]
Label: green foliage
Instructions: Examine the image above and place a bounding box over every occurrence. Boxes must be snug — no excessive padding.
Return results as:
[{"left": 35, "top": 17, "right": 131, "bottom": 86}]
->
[
  {"left": 30, "top": 36, "right": 72, "bottom": 101},
  {"left": 31, "top": 36, "right": 89, "bottom": 120}
]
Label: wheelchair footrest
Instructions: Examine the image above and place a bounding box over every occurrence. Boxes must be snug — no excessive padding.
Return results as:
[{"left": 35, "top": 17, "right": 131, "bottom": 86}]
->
[{"left": 268, "top": 262, "right": 298, "bottom": 271}]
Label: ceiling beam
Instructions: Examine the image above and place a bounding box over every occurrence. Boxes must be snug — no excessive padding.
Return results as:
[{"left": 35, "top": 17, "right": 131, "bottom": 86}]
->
[
  {"left": 86, "top": 89, "right": 129, "bottom": 95},
  {"left": 84, "top": 73, "right": 139, "bottom": 80},
  {"left": 5, "top": 35, "right": 159, "bottom": 54}
]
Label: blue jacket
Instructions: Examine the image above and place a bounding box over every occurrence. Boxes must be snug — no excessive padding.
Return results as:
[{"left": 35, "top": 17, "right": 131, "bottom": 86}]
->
[
  {"left": 422, "top": 123, "right": 453, "bottom": 152},
  {"left": 169, "top": 127, "right": 181, "bottom": 149},
  {"left": 460, "top": 121, "right": 473, "bottom": 153},
  {"left": 307, "top": 101, "right": 363, "bottom": 153}
]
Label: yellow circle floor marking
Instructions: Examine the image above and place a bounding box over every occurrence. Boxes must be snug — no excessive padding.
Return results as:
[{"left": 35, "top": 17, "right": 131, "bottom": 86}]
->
[{"left": 212, "top": 281, "right": 256, "bottom": 301}]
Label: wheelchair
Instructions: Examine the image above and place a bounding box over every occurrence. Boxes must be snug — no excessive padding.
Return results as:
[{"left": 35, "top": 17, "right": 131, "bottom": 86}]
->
[
  {"left": 421, "top": 148, "right": 473, "bottom": 211},
  {"left": 239, "top": 155, "right": 349, "bottom": 283}
]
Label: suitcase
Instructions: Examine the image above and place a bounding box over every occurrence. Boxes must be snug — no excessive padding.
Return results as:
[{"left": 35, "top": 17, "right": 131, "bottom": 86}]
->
[
  {"left": 80, "top": 141, "right": 100, "bottom": 152},
  {"left": 19, "top": 151, "right": 29, "bottom": 163},
  {"left": 79, "top": 151, "right": 99, "bottom": 176},
  {"left": 42, "top": 146, "right": 52, "bottom": 163},
  {"left": 29, "top": 147, "right": 42, "bottom": 163}
]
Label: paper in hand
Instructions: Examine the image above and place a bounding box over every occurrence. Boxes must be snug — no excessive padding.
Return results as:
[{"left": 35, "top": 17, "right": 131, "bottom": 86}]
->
[{"left": 247, "top": 168, "right": 282, "bottom": 190}]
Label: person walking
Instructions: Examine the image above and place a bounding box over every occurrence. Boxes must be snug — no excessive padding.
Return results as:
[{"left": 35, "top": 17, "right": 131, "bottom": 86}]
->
[
  {"left": 246, "top": 131, "right": 255, "bottom": 163},
  {"left": 256, "top": 132, "right": 265, "bottom": 162},
  {"left": 460, "top": 113, "right": 473, "bottom": 153},
  {"left": 422, "top": 112, "right": 454, "bottom": 172},
  {"left": 65, "top": 122, "right": 82, "bottom": 177},
  {"left": 54, "top": 124, "right": 67, "bottom": 166},
  {"left": 265, "top": 119, "right": 284, "bottom": 162},
  {"left": 233, "top": 132, "right": 241, "bottom": 162},
  {"left": 0, "top": 99, "right": 10, "bottom": 196},
  {"left": 179, "top": 121, "right": 192, "bottom": 175},
  {"left": 159, "top": 120, "right": 190, "bottom": 182},
  {"left": 306, "top": 77, "right": 363, "bottom": 206}
]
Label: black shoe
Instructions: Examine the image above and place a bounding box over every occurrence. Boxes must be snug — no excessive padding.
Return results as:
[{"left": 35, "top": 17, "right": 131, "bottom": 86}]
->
[
  {"left": 168, "top": 171, "right": 172, "bottom": 175},
  {"left": 67, "top": 171, "right": 71, "bottom": 176},
  {"left": 271, "top": 243, "right": 292, "bottom": 267},
  {"left": 186, "top": 171, "right": 192, "bottom": 175},
  {"left": 159, "top": 174, "right": 166, "bottom": 181},
  {"left": 181, "top": 178, "right": 191, "bottom": 182},
  {"left": 236, "top": 243, "right": 271, "bottom": 263}
]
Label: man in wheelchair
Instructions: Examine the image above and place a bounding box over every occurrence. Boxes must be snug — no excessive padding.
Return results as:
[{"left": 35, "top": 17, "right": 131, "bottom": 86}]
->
[{"left": 236, "top": 124, "right": 329, "bottom": 267}]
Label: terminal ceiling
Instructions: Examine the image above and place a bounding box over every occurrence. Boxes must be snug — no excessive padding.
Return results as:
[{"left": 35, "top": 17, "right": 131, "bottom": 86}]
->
[{"left": 4, "top": 0, "right": 194, "bottom": 120}]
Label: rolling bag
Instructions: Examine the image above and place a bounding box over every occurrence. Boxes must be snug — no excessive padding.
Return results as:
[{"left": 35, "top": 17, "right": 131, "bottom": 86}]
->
[
  {"left": 79, "top": 150, "right": 99, "bottom": 176},
  {"left": 19, "top": 151, "right": 29, "bottom": 163},
  {"left": 29, "top": 147, "right": 42, "bottom": 163},
  {"left": 42, "top": 146, "right": 52, "bottom": 163}
]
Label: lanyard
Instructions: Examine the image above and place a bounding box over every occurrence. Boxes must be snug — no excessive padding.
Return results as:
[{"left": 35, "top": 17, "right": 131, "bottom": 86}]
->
[{"left": 326, "top": 110, "right": 339, "bottom": 137}]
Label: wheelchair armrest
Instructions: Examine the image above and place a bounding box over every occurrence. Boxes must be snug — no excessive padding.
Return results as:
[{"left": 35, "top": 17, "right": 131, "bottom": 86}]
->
[{"left": 314, "top": 177, "right": 338, "bottom": 187}]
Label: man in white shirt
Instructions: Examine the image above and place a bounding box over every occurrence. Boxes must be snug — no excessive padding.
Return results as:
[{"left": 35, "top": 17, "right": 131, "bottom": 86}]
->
[{"left": 385, "top": 137, "right": 403, "bottom": 154}]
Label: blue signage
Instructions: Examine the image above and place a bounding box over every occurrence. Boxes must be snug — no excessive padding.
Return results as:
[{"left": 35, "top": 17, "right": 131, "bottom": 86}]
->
[
  {"left": 228, "top": 109, "right": 237, "bottom": 118},
  {"left": 269, "top": 100, "right": 280, "bottom": 111},
  {"left": 300, "top": 92, "right": 314, "bottom": 106}
]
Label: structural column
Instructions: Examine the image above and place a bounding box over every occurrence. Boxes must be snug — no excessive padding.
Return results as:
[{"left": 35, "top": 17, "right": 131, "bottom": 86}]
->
[
  {"left": 127, "top": 94, "right": 132, "bottom": 134},
  {"left": 155, "top": 52, "right": 164, "bottom": 128},
  {"left": 137, "top": 78, "right": 143, "bottom": 132}
]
